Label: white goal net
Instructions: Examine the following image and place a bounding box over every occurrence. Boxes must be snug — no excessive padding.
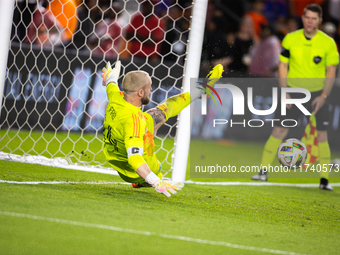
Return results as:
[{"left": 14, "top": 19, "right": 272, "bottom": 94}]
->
[{"left": 0, "top": 0, "right": 206, "bottom": 178}]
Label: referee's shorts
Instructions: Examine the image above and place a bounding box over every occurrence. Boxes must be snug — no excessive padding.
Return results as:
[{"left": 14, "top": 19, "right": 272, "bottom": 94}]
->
[{"left": 274, "top": 89, "right": 329, "bottom": 131}]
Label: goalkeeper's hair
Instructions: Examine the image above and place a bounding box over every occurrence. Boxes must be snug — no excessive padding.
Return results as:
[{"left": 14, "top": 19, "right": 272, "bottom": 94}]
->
[{"left": 123, "top": 70, "right": 150, "bottom": 93}]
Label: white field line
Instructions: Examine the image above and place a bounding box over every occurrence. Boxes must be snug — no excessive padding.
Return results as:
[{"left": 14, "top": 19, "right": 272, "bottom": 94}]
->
[
  {"left": 0, "top": 210, "right": 308, "bottom": 255},
  {"left": 184, "top": 181, "right": 340, "bottom": 187},
  {"left": 0, "top": 180, "right": 130, "bottom": 185},
  {"left": 1, "top": 179, "right": 340, "bottom": 187}
]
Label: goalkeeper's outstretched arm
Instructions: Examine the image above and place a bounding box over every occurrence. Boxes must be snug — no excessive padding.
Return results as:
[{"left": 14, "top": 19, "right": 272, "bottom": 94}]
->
[
  {"left": 130, "top": 154, "right": 182, "bottom": 197},
  {"left": 102, "top": 61, "right": 122, "bottom": 98}
]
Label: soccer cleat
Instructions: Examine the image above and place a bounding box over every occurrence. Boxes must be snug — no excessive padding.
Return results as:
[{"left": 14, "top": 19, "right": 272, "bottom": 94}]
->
[
  {"left": 131, "top": 182, "right": 152, "bottom": 188},
  {"left": 205, "top": 64, "right": 224, "bottom": 89},
  {"left": 193, "top": 64, "right": 224, "bottom": 103},
  {"left": 131, "top": 183, "right": 140, "bottom": 188},
  {"left": 319, "top": 178, "right": 333, "bottom": 191},
  {"left": 251, "top": 169, "right": 268, "bottom": 181}
]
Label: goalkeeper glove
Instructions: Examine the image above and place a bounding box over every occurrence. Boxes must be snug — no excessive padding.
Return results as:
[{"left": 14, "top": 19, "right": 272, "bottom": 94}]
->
[
  {"left": 101, "top": 60, "right": 121, "bottom": 86},
  {"left": 145, "top": 172, "right": 183, "bottom": 197},
  {"left": 153, "top": 180, "right": 177, "bottom": 197},
  {"left": 164, "top": 180, "right": 184, "bottom": 191}
]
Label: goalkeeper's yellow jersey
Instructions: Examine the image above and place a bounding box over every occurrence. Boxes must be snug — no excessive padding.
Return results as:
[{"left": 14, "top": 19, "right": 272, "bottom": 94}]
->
[{"left": 102, "top": 83, "right": 160, "bottom": 183}]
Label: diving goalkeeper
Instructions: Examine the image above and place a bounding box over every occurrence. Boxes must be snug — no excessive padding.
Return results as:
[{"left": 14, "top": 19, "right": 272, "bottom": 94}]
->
[{"left": 101, "top": 61, "right": 223, "bottom": 197}]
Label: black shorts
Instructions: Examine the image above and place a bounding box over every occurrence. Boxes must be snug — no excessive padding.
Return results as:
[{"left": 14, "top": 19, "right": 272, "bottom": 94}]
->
[{"left": 274, "top": 90, "right": 330, "bottom": 131}]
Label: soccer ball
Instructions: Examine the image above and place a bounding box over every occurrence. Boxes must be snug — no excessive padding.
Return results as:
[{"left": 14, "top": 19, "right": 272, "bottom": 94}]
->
[{"left": 277, "top": 138, "right": 307, "bottom": 168}]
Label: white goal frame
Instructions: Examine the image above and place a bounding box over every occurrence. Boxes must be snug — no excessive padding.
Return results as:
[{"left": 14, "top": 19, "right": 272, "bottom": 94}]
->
[
  {"left": 0, "top": 0, "right": 16, "bottom": 115},
  {"left": 171, "top": 0, "right": 208, "bottom": 182}
]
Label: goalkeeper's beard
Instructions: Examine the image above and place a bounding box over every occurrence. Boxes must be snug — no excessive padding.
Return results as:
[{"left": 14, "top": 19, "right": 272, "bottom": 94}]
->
[{"left": 141, "top": 94, "right": 150, "bottom": 105}]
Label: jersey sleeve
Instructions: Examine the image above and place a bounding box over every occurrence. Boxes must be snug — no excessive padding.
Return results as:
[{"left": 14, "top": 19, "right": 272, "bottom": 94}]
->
[
  {"left": 326, "top": 38, "right": 339, "bottom": 66},
  {"left": 124, "top": 113, "right": 147, "bottom": 171},
  {"left": 106, "top": 82, "right": 124, "bottom": 102},
  {"left": 279, "top": 34, "right": 291, "bottom": 63}
]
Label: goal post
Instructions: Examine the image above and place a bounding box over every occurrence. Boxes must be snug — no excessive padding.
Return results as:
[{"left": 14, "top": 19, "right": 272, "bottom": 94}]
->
[
  {"left": 171, "top": 0, "right": 208, "bottom": 183},
  {"left": 0, "top": 0, "right": 16, "bottom": 118},
  {"left": 0, "top": 0, "right": 208, "bottom": 182}
]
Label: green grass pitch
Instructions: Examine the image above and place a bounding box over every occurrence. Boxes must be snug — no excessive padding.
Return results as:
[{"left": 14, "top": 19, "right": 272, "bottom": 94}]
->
[{"left": 1, "top": 130, "right": 340, "bottom": 254}]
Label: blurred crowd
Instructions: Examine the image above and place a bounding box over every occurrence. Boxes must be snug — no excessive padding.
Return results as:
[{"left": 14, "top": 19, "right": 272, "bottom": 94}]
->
[
  {"left": 201, "top": 0, "right": 340, "bottom": 77},
  {"left": 12, "top": 0, "right": 191, "bottom": 63},
  {"left": 11, "top": 0, "right": 340, "bottom": 77}
]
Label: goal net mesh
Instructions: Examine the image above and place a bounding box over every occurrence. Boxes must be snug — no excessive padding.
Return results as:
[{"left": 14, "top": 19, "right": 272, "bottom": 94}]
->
[{"left": 0, "top": 0, "right": 193, "bottom": 176}]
